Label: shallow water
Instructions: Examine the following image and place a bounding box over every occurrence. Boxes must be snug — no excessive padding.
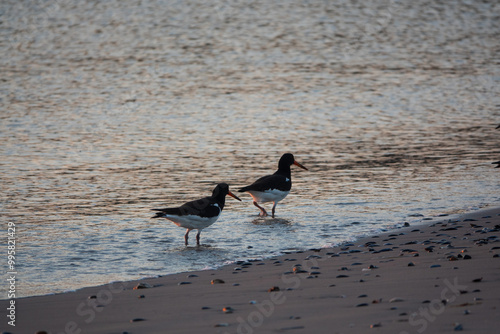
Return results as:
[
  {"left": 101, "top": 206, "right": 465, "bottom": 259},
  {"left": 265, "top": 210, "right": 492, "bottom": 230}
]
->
[{"left": 1, "top": 0, "right": 499, "bottom": 298}]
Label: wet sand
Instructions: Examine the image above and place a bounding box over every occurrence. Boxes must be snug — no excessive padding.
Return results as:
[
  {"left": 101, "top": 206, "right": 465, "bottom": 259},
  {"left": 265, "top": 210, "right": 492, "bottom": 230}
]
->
[{"left": 4, "top": 207, "right": 500, "bottom": 333}]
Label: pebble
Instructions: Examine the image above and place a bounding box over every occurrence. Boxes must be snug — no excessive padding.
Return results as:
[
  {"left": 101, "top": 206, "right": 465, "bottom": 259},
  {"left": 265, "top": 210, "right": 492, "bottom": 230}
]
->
[
  {"left": 358, "top": 294, "right": 368, "bottom": 298},
  {"left": 454, "top": 323, "right": 463, "bottom": 331},
  {"left": 201, "top": 306, "right": 210, "bottom": 310},
  {"left": 133, "top": 283, "right": 152, "bottom": 290},
  {"left": 356, "top": 303, "right": 369, "bottom": 307},
  {"left": 430, "top": 264, "right": 441, "bottom": 268},
  {"left": 187, "top": 274, "right": 198, "bottom": 278},
  {"left": 35, "top": 332, "right": 48, "bottom": 334},
  {"left": 336, "top": 275, "right": 349, "bottom": 278},
  {"left": 130, "top": 318, "right": 146, "bottom": 322},
  {"left": 211, "top": 279, "right": 225, "bottom": 284},
  {"left": 178, "top": 281, "right": 192, "bottom": 285},
  {"left": 389, "top": 297, "right": 404, "bottom": 303},
  {"left": 408, "top": 262, "right": 415, "bottom": 267},
  {"left": 370, "top": 323, "right": 382, "bottom": 328},
  {"left": 463, "top": 255, "right": 472, "bottom": 260},
  {"left": 88, "top": 295, "right": 97, "bottom": 299},
  {"left": 138, "top": 295, "right": 145, "bottom": 299},
  {"left": 214, "top": 323, "right": 229, "bottom": 327},
  {"left": 223, "top": 306, "right": 234, "bottom": 313},
  {"left": 472, "top": 277, "right": 483, "bottom": 283}
]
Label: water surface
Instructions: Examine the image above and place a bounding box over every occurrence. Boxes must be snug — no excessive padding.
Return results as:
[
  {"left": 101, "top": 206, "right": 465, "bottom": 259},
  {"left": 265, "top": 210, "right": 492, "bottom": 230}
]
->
[{"left": 1, "top": 0, "right": 499, "bottom": 298}]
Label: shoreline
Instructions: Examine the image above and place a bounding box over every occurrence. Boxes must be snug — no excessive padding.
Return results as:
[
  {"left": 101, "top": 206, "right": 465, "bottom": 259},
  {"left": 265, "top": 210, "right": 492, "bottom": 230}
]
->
[{"left": 3, "top": 206, "right": 500, "bottom": 333}]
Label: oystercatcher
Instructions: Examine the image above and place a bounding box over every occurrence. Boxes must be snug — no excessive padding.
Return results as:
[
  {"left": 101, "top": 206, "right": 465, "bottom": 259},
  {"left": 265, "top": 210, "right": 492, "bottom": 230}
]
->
[
  {"left": 238, "top": 153, "right": 308, "bottom": 218},
  {"left": 151, "top": 183, "right": 241, "bottom": 246}
]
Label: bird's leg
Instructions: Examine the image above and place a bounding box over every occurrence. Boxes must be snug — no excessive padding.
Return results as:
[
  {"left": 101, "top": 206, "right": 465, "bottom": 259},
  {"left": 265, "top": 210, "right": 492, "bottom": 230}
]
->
[
  {"left": 271, "top": 202, "right": 277, "bottom": 218},
  {"left": 184, "top": 229, "right": 192, "bottom": 246},
  {"left": 196, "top": 230, "right": 201, "bottom": 246},
  {"left": 253, "top": 201, "right": 268, "bottom": 217}
]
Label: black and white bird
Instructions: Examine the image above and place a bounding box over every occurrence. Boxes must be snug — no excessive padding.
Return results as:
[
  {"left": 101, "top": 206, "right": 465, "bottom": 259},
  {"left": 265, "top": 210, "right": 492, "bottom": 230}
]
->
[
  {"left": 151, "top": 183, "right": 241, "bottom": 246},
  {"left": 238, "top": 153, "right": 308, "bottom": 218}
]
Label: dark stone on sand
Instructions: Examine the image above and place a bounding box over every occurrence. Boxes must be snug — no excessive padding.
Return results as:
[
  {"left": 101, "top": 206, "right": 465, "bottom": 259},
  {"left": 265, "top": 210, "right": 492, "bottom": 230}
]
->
[
  {"left": 336, "top": 274, "right": 349, "bottom": 278},
  {"left": 370, "top": 323, "right": 382, "bottom": 328},
  {"left": 35, "top": 332, "right": 48, "bottom": 334},
  {"left": 472, "top": 277, "right": 483, "bottom": 283},
  {"left": 356, "top": 303, "right": 369, "bottom": 307},
  {"left": 408, "top": 262, "right": 415, "bottom": 267},
  {"left": 351, "top": 262, "right": 363, "bottom": 266},
  {"left": 211, "top": 279, "right": 225, "bottom": 284},
  {"left": 178, "top": 281, "right": 192, "bottom": 285},
  {"left": 88, "top": 295, "right": 97, "bottom": 299},
  {"left": 373, "top": 248, "right": 393, "bottom": 253},
  {"left": 358, "top": 294, "right": 368, "bottom": 298},
  {"left": 310, "top": 271, "right": 321, "bottom": 275},
  {"left": 430, "top": 264, "right": 441, "bottom": 268},
  {"left": 138, "top": 295, "right": 145, "bottom": 299},
  {"left": 268, "top": 286, "right": 280, "bottom": 292},
  {"left": 187, "top": 274, "right": 198, "bottom": 278},
  {"left": 223, "top": 306, "right": 234, "bottom": 313},
  {"left": 369, "top": 264, "right": 378, "bottom": 269},
  {"left": 463, "top": 255, "right": 472, "bottom": 260},
  {"left": 214, "top": 323, "right": 229, "bottom": 327},
  {"left": 202, "top": 306, "right": 210, "bottom": 310},
  {"left": 454, "top": 323, "right": 463, "bottom": 331},
  {"left": 130, "top": 318, "right": 146, "bottom": 322}
]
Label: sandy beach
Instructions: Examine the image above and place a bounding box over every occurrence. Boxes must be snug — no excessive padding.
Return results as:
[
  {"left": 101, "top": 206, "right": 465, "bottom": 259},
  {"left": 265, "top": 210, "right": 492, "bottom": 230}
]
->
[{"left": 3, "top": 206, "right": 499, "bottom": 334}]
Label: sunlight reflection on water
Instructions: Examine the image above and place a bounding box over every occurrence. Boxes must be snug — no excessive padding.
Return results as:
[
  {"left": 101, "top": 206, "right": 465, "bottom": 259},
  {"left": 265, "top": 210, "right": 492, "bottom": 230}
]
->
[{"left": 1, "top": 0, "right": 499, "bottom": 297}]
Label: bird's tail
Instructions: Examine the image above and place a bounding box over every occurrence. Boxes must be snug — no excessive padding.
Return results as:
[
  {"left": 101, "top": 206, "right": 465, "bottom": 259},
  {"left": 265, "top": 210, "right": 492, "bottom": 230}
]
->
[
  {"left": 238, "top": 186, "right": 250, "bottom": 192},
  {"left": 151, "top": 207, "right": 181, "bottom": 218}
]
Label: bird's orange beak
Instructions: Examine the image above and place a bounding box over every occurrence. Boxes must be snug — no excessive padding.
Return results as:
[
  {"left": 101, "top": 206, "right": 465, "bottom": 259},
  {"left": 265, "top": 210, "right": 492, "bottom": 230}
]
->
[
  {"left": 228, "top": 191, "right": 242, "bottom": 201},
  {"left": 293, "top": 160, "right": 308, "bottom": 171}
]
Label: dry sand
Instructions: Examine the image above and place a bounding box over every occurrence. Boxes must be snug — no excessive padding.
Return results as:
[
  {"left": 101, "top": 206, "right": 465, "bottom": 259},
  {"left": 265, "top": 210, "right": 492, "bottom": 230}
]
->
[{"left": 3, "top": 207, "right": 500, "bottom": 334}]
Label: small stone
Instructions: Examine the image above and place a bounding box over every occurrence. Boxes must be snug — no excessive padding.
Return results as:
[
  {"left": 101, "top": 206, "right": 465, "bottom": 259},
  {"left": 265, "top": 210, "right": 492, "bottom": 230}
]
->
[
  {"left": 430, "top": 264, "right": 441, "bottom": 268},
  {"left": 35, "top": 332, "right": 48, "bottom": 334},
  {"left": 389, "top": 297, "right": 404, "bottom": 303},
  {"left": 233, "top": 283, "right": 240, "bottom": 286},
  {"left": 268, "top": 286, "right": 280, "bottom": 292},
  {"left": 138, "top": 295, "right": 145, "bottom": 299},
  {"left": 463, "top": 255, "right": 472, "bottom": 260},
  {"left": 223, "top": 306, "right": 234, "bottom": 313},
  {"left": 133, "top": 283, "right": 152, "bottom": 290},
  {"left": 454, "top": 323, "right": 463, "bottom": 331},
  {"left": 472, "top": 277, "right": 483, "bottom": 283},
  {"left": 130, "top": 318, "right": 146, "bottom": 322},
  {"left": 211, "top": 279, "right": 225, "bottom": 284},
  {"left": 408, "top": 262, "right": 415, "bottom": 267},
  {"left": 88, "top": 295, "right": 97, "bottom": 299},
  {"left": 249, "top": 300, "right": 257, "bottom": 304},
  {"left": 463, "top": 310, "right": 470, "bottom": 315},
  {"left": 214, "top": 323, "right": 229, "bottom": 327},
  {"left": 336, "top": 275, "right": 349, "bottom": 278},
  {"left": 358, "top": 294, "right": 368, "bottom": 298},
  {"left": 356, "top": 303, "right": 369, "bottom": 307},
  {"left": 201, "top": 306, "right": 210, "bottom": 310},
  {"left": 370, "top": 323, "right": 382, "bottom": 328},
  {"left": 178, "top": 281, "right": 192, "bottom": 285},
  {"left": 187, "top": 274, "right": 199, "bottom": 278}
]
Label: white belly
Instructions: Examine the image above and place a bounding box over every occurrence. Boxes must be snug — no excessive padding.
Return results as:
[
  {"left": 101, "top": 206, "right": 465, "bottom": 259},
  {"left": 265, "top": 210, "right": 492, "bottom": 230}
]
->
[
  {"left": 247, "top": 189, "right": 290, "bottom": 203},
  {"left": 163, "top": 214, "right": 220, "bottom": 230}
]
